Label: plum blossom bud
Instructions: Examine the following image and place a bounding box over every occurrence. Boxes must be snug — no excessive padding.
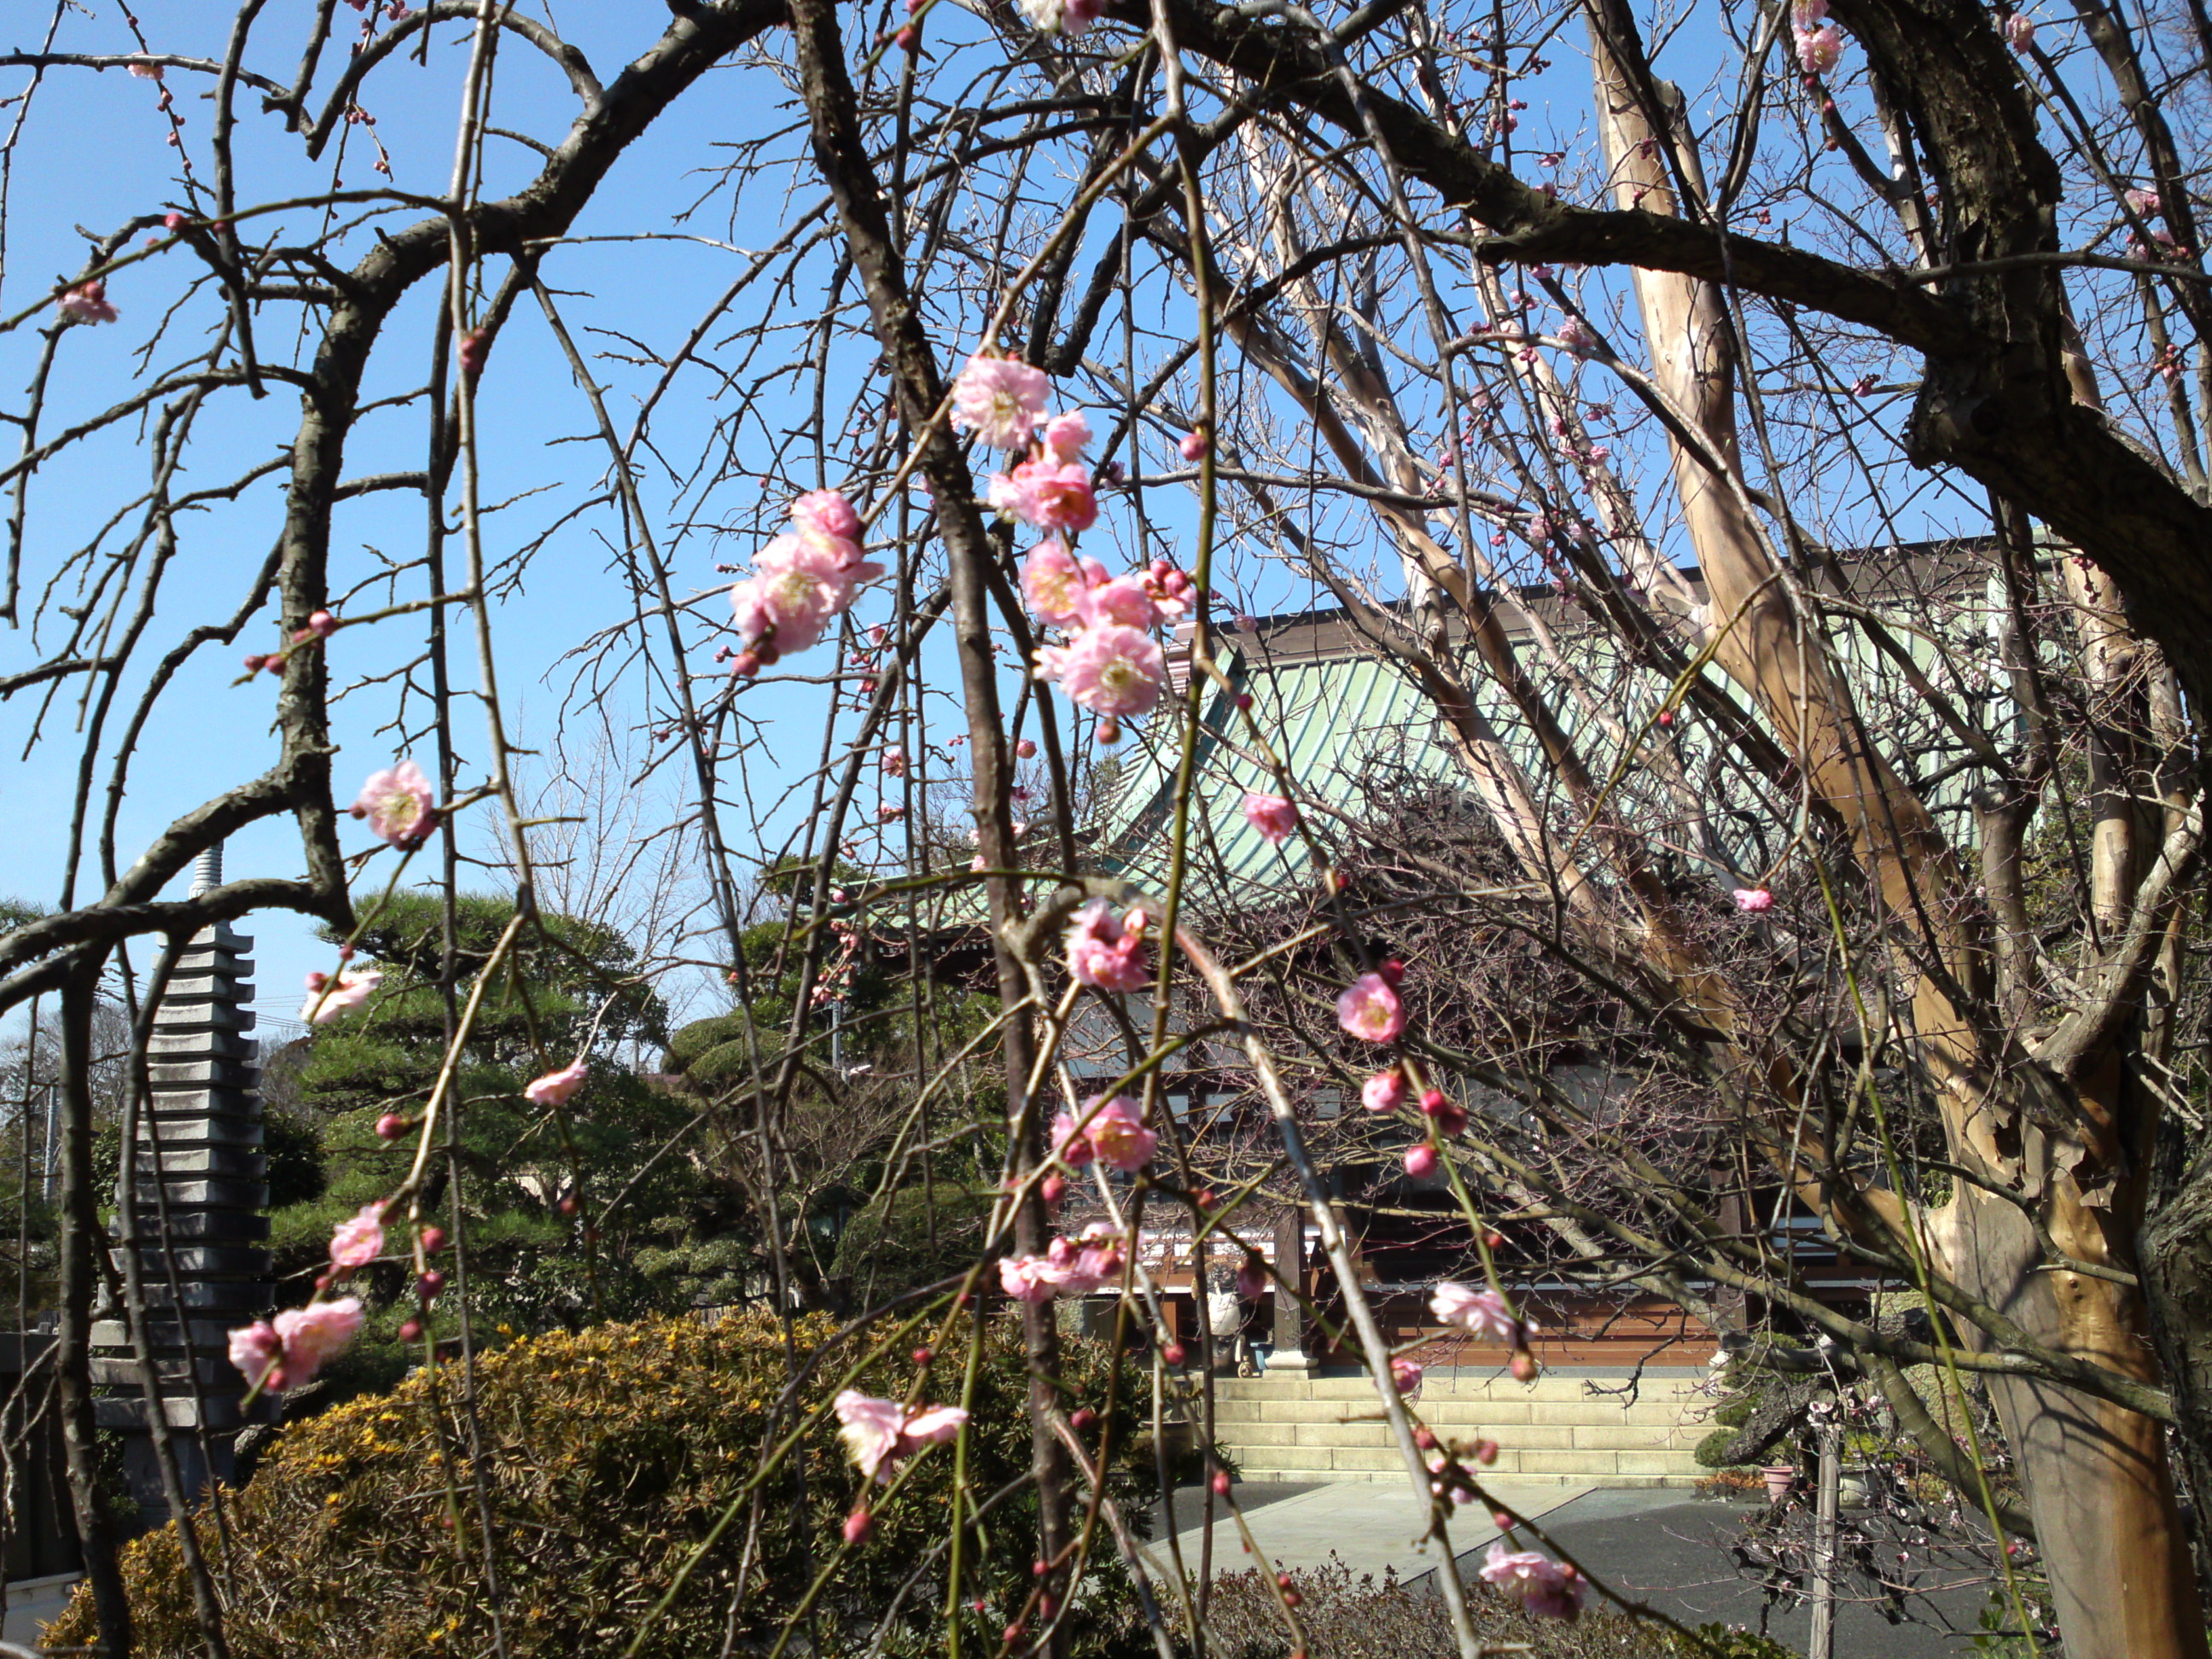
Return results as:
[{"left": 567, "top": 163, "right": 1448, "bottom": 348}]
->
[
  {"left": 1733, "top": 886, "right": 1775, "bottom": 913},
  {"left": 1095, "top": 717, "right": 1121, "bottom": 744},
  {"left": 1363, "top": 1070, "right": 1411, "bottom": 1115},
  {"left": 1237, "top": 1255, "right": 1269, "bottom": 1298},
  {"left": 843, "top": 1509, "right": 875, "bottom": 1545},
  {"left": 1179, "top": 432, "right": 1209, "bottom": 462},
  {"left": 399, "top": 1318, "right": 423, "bottom": 1342},
  {"left": 731, "top": 650, "right": 762, "bottom": 678},
  {"left": 1555, "top": 316, "right": 1597, "bottom": 356},
  {"left": 1040, "top": 1173, "right": 1067, "bottom": 1202},
  {"left": 1211, "top": 1469, "right": 1232, "bottom": 1496},
  {"left": 1391, "top": 1357, "right": 1424, "bottom": 1397},
  {"left": 417, "top": 1270, "right": 446, "bottom": 1299},
  {"left": 2004, "top": 11, "right": 2034, "bottom": 48},
  {"left": 1069, "top": 1406, "right": 1096, "bottom": 1429},
  {"left": 375, "top": 1113, "right": 406, "bottom": 1140},
  {"left": 420, "top": 1226, "right": 447, "bottom": 1254},
  {"left": 457, "top": 327, "right": 490, "bottom": 378},
  {"left": 1405, "top": 1144, "right": 1439, "bottom": 1178},
  {"left": 1510, "top": 1348, "right": 1540, "bottom": 1382},
  {"left": 1161, "top": 1342, "right": 1186, "bottom": 1366},
  {"left": 1015, "top": 736, "right": 1038, "bottom": 758}
]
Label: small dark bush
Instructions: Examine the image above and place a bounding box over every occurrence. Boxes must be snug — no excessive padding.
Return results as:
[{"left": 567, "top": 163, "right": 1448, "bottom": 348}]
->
[
  {"left": 1195, "top": 1557, "right": 1796, "bottom": 1659},
  {"left": 49, "top": 1311, "right": 1157, "bottom": 1658}
]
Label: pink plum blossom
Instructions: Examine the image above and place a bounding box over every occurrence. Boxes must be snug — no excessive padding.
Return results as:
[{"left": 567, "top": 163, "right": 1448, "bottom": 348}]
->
[
  {"left": 525, "top": 1059, "right": 589, "bottom": 1107},
  {"left": 1242, "top": 792, "right": 1299, "bottom": 844},
  {"left": 1430, "top": 1282, "right": 1521, "bottom": 1342},
  {"left": 1040, "top": 410, "right": 1091, "bottom": 466},
  {"left": 1479, "top": 1543, "right": 1584, "bottom": 1621},
  {"left": 1363, "top": 1070, "right": 1408, "bottom": 1113},
  {"left": 228, "top": 1322, "right": 281, "bottom": 1390},
  {"left": 792, "top": 488, "right": 863, "bottom": 542},
  {"left": 1051, "top": 1109, "right": 1097, "bottom": 1167},
  {"left": 1391, "top": 1357, "right": 1424, "bottom": 1397},
  {"left": 1017, "top": 0, "right": 1100, "bottom": 34},
  {"left": 1733, "top": 886, "right": 1774, "bottom": 912},
  {"left": 351, "top": 759, "right": 436, "bottom": 848},
  {"left": 1053, "top": 624, "right": 1164, "bottom": 718},
  {"left": 300, "top": 969, "right": 381, "bottom": 1025},
  {"left": 1000, "top": 1225, "right": 1127, "bottom": 1301},
  {"left": 1016, "top": 737, "right": 1038, "bottom": 758},
  {"left": 1076, "top": 574, "right": 1160, "bottom": 632},
  {"left": 1336, "top": 973, "right": 1406, "bottom": 1042},
  {"left": 250, "top": 1297, "right": 364, "bottom": 1390},
  {"left": 327, "top": 1202, "right": 385, "bottom": 1269},
  {"left": 2003, "top": 11, "right": 2034, "bottom": 47},
  {"left": 1794, "top": 20, "right": 1843, "bottom": 72},
  {"left": 58, "top": 280, "right": 118, "bottom": 325},
  {"left": 1556, "top": 316, "right": 1597, "bottom": 356},
  {"left": 883, "top": 745, "right": 909, "bottom": 777},
  {"left": 1022, "top": 540, "right": 1103, "bottom": 625},
  {"left": 2127, "top": 186, "right": 2163, "bottom": 215},
  {"left": 988, "top": 459, "right": 1099, "bottom": 533},
  {"left": 1065, "top": 899, "right": 1150, "bottom": 991},
  {"left": 834, "top": 1388, "right": 969, "bottom": 1483},
  {"left": 952, "top": 353, "right": 1051, "bottom": 447},
  {"left": 1082, "top": 1095, "right": 1157, "bottom": 1172}
]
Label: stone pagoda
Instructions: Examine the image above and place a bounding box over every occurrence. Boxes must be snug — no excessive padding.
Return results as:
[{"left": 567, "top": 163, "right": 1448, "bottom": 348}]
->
[{"left": 89, "top": 847, "right": 276, "bottom": 1527}]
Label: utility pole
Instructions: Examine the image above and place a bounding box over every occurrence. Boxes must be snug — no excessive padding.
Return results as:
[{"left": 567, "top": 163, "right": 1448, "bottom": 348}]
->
[{"left": 1809, "top": 1415, "right": 1842, "bottom": 1659}]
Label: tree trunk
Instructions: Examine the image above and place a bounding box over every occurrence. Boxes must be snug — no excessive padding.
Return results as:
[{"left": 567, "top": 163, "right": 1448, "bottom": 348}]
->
[
  {"left": 2142, "top": 1149, "right": 2212, "bottom": 1607},
  {"left": 1947, "top": 1182, "right": 2208, "bottom": 1657}
]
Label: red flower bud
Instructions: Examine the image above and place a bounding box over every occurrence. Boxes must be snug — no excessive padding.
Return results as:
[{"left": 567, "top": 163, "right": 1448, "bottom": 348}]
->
[
  {"left": 1069, "top": 1406, "right": 1097, "bottom": 1430},
  {"left": 420, "top": 1226, "right": 447, "bottom": 1254},
  {"left": 844, "top": 1508, "right": 874, "bottom": 1545},
  {"left": 894, "top": 24, "right": 919, "bottom": 49},
  {"left": 1509, "top": 1348, "right": 1539, "bottom": 1382},
  {"left": 399, "top": 1318, "right": 423, "bottom": 1342},
  {"left": 558, "top": 1194, "right": 580, "bottom": 1217},
  {"left": 1276, "top": 1573, "right": 1295, "bottom": 1591},
  {"left": 416, "top": 1270, "right": 446, "bottom": 1300},
  {"left": 1378, "top": 958, "right": 1406, "bottom": 987},
  {"left": 1161, "top": 1342, "right": 1186, "bottom": 1366},
  {"left": 913, "top": 1347, "right": 933, "bottom": 1367},
  {"left": 242, "top": 654, "right": 267, "bottom": 672},
  {"left": 1211, "top": 1469, "right": 1232, "bottom": 1495},
  {"left": 375, "top": 1113, "right": 406, "bottom": 1140},
  {"left": 1040, "top": 1173, "right": 1066, "bottom": 1203},
  {"left": 1414, "top": 1424, "right": 1437, "bottom": 1449}
]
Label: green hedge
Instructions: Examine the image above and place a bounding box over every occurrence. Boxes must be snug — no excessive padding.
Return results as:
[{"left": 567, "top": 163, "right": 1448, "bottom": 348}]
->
[{"left": 51, "top": 1311, "right": 1157, "bottom": 1659}]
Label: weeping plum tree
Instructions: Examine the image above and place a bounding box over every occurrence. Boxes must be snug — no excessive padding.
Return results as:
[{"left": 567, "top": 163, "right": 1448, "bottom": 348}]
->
[{"left": 0, "top": 0, "right": 2207, "bottom": 1655}]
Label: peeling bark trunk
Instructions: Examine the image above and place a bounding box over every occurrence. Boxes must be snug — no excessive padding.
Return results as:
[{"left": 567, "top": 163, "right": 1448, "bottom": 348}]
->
[{"left": 2143, "top": 1151, "right": 2212, "bottom": 1604}]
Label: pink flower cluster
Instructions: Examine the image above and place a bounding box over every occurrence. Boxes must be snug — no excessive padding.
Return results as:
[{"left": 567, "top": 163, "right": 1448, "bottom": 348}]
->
[
  {"left": 229, "top": 1297, "right": 365, "bottom": 1394},
  {"left": 1732, "top": 885, "right": 1774, "bottom": 913},
  {"left": 1051, "top": 1094, "right": 1156, "bottom": 1172},
  {"left": 351, "top": 759, "right": 436, "bottom": 849},
  {"left": 300, "top": 969, "right": 381, "bottom": 1025},
  {"left": 1479, "top": 1541, "right": 1585, "bottom": 1621},
  {"left": 833, "top": 1389, "right": 969, "bottom": 1484},
  {"left": 1792, "top": 0, "right": 1845, "bottom": 71},
  {"left": 998, "top": 1223, "right": 1128, "bottom": 1301},
  {"left": 729, "top": 490, "right": 882, "bottom": 665},
  {"left": 1066, "top": 899, "right": 1150, "bottom": 992}
]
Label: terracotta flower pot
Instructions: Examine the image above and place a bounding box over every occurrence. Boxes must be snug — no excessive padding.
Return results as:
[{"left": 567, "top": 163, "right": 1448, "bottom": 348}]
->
[{"left": 1761, "top": 1464, "right": 1797, "bottom": 1503}]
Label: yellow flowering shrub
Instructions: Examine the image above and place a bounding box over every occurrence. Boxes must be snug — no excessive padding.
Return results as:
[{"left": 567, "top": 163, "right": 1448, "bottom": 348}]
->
[{"left": 49, "top": 1310, "right": 1158, "bottom": 1658}]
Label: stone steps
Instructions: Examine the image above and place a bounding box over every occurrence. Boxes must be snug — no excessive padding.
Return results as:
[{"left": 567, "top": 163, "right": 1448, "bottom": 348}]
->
[{"left": 1203, "top": 1370, "right": 1711, "bottom": 1486}]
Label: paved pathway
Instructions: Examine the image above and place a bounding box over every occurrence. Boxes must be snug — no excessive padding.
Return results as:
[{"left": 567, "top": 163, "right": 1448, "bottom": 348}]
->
[
  {"left": 1144, "top": 1477, "right": 1598, "bottom": 1587},
  {"left": 1146, "top": 1483, "right": 2001, "bottom": 1656}
]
